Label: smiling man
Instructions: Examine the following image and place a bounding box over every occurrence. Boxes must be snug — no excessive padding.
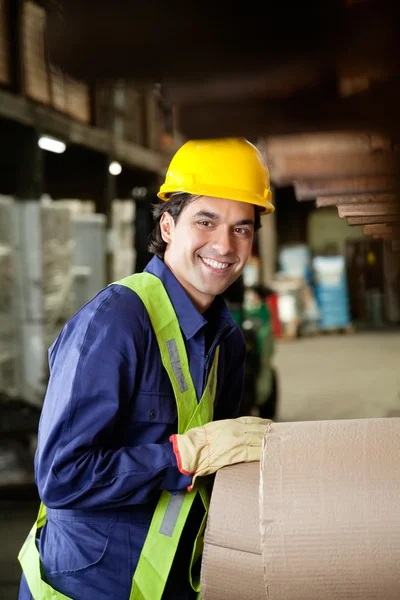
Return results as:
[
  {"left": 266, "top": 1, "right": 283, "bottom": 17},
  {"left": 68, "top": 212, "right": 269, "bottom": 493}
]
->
[
  {"left": 18, "top": 138, "right": 275, "bottom": 600},
  {"left": 157, "top": 194, "right": 257, "bottom": 312}
]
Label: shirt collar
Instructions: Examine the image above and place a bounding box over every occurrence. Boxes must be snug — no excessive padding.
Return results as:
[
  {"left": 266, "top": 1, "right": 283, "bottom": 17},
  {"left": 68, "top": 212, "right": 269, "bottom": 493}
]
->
[{"left": 143, "top": 256, "right": 236, "bottom": 340}]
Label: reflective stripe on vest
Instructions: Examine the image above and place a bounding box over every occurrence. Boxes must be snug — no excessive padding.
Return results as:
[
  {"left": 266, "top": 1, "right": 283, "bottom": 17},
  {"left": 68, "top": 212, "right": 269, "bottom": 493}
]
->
[{"left": 18, "top": 272, "right": 219, "bottom": 600}]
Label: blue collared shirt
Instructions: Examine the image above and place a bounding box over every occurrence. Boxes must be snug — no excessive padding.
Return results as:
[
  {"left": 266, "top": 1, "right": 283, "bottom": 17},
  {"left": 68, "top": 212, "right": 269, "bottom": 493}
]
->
[{"left": 30, "top": 256, "right": 246, "bottom": 599}]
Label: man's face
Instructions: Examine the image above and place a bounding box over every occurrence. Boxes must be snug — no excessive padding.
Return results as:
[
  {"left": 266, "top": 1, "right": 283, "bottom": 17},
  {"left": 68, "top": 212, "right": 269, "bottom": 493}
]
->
[{"left": 161, "top": 195, "right": 256, "bottom": 312}]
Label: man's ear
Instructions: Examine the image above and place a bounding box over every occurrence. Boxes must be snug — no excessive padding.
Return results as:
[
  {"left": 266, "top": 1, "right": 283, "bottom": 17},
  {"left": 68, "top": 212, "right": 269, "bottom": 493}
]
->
[{"left": 160, "top": 212, "right": 175, "bottom": 244}]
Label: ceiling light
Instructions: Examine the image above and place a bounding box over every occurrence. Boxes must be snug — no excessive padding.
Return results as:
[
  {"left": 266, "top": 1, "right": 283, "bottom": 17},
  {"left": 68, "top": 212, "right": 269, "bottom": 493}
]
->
[
  {"left": 109, "top": 161, "right": 122, "bottom": 176},
  {"left": 38, "top": 136, "right": 66, "bottom": 154}
]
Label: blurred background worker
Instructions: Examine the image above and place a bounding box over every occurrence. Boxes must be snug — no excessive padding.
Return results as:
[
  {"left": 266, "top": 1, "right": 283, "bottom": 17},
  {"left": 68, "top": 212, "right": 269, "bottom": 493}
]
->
[
  {"left": 223, "top": 280, "right": 279, "bottom": 420},
  {"left": 242, "top": 285, "right": 279, "bottom": 420},
  {"left": 17, "top": 138, "right": 273, "bottom": 600}
]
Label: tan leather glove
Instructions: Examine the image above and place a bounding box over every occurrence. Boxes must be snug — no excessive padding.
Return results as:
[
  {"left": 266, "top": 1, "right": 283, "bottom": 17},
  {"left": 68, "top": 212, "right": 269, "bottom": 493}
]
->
[{"left": 170, "top": 416, "right": 272, "bottom": 491}]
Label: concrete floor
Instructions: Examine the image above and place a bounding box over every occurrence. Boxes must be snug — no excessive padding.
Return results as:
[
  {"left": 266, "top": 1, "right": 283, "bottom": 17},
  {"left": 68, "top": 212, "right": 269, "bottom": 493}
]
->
[{"left": 274, "top": 330, "right": 400, "bottom": 422}]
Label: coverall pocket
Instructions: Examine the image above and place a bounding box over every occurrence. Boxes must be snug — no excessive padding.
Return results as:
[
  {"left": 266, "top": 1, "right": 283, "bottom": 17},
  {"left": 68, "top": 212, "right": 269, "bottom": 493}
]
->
[
  {"left": 40, "top": 517, "right": 115, "bottom": 575},
  {"left": 134, "top": 391, "right": 177, "bottom": 424},
  {"left": 40, "top": 517, "right": 132, "bottom": 600}
]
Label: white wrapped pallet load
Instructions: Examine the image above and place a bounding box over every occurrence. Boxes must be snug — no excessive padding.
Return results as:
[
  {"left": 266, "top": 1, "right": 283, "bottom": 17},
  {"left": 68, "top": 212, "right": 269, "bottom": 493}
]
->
[
  {"left": 111, "top": 199, "right": 136, "bottom": 280},
  {"left": 40, "top": 203, "right": 75, "bottom": 351},
  {"left": 71, "top": 213, "right": 107, "bottom": 310},
  {"left": 0, "top": 196, "right": 18, "bottom": 396},
  {"left": 54, "top": 198, "right": 96, "bottom": 216},
  {"left": 11, "top": 200, "right": 75, "bottom": 406}
]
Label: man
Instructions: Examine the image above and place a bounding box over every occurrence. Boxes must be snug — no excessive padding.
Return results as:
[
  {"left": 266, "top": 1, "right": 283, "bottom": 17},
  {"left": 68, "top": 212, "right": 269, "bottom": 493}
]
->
[{"left": 18, "top": 138, "right": 275, "bottom": 600}]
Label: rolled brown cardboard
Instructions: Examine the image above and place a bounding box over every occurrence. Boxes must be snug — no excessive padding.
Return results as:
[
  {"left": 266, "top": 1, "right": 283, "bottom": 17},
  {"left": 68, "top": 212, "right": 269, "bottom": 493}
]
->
[
  {"left": 261, "top": 418, "right": 400, "bottom": 599},
  {"left": 201, "top": 462, "right": 265, "bottom": 599},
  {"left": 201, "top": 418, "right": 400, "bottom": 599}
]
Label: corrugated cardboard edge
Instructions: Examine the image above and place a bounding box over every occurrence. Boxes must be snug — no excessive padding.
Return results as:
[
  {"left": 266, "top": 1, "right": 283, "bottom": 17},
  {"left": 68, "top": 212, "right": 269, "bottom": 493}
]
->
[
  {"left": 259, "top": 421, "right": 273, "bottom": 599},
  {"left": 201, "top": 545, "right": 265, "bottom": 600},
  {"left": 201, "top": 462, "right": 265, "bottom": 599}
]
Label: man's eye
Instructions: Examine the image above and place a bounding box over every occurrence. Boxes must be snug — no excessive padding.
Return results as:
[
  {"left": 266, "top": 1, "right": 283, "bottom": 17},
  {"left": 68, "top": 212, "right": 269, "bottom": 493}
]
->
[
  {"left": 198, "top": 221, "right": 212, "bottom": 227},
  {"left": 235, "top": 228, "right": 250, "bottom": 235}
]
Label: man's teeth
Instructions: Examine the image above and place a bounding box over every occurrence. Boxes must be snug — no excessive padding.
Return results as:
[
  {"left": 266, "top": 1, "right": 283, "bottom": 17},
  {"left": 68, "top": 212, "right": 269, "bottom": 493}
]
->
[{"left": 201, "top": 257, "right": 230, "bottom": 270}]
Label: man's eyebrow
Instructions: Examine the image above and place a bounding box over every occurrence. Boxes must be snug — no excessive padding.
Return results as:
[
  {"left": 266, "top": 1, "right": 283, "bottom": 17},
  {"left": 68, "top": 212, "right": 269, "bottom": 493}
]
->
[
  {"left": 234, "top": 219, "right": 255, "bottom": 227},
  {"left": 192, "top": 211, "right": 255, "bottom": 227},
  {"left": 192, "top": 210, "right": 220, "bottom": 220}
]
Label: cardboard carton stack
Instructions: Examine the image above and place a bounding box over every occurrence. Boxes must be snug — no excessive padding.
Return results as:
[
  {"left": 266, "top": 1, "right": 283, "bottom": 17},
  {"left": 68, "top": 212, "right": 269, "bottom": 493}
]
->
[
  {"left": 22, "top": 1, "right": 91, "bottom": 123},
  {"left": 0, "top": 0, "right": 11, "bottom": 86}
]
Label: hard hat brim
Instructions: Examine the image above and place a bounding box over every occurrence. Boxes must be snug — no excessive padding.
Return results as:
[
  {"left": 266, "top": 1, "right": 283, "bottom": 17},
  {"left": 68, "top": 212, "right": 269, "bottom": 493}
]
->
[{"left": 157, "top": 185, "right": 274, "bottom": 215}]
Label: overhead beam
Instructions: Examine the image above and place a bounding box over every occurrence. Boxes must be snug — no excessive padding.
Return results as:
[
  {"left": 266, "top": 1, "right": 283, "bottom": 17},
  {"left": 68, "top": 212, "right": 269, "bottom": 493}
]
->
[
  {"left": 164, "top": 67, "right": 324, "bottom": 105},
  {"left": 266, "top": 152, "right": 398, "bottom": 186},
  {"left": 363, "top": 224, "right": 400, "bottom": 237},
  {"left": 338, "top": 203, "right": 400, "bottom": 218},
  {"left": 294, "top": 175, "right": 399, "bottom": 200},
  {"left": 347, "top": 215, "right": 400, "bottom": 226},
  {"left": 175, "top": 82, "right": 400, "bottom": 140},
  {"left": 370, "top": 233, "right": 399, "bottom": 240},
  {"left": 316, "top": 193, "right": 397, "bottom": 208},
  {"left": 264, "top": 132, "right": 391, "bottom": 158}
]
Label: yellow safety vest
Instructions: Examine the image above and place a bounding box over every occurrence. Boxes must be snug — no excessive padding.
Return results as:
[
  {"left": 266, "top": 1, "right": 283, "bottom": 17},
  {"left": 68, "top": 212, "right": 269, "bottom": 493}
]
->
[{"left": 18, "top": 272, "right": 219, "bottom": 599}]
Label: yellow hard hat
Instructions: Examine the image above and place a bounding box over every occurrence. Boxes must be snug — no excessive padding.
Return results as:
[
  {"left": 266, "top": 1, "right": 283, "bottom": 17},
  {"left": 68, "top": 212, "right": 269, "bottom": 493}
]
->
[{"left": 157, "top": 138, "right": 274, "bottom": 215}]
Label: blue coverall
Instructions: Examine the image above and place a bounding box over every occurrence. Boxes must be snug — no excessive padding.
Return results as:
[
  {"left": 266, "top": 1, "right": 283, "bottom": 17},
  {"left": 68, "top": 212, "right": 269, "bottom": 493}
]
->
[{"left": 18, "top": 255, "right": 246, "bottom": 600}]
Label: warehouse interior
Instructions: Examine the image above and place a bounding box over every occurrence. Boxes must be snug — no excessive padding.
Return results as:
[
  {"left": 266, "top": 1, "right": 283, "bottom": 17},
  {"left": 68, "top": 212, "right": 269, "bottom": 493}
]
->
[{"left": 1, "top": 1, "right": 400, "bottom": 598}]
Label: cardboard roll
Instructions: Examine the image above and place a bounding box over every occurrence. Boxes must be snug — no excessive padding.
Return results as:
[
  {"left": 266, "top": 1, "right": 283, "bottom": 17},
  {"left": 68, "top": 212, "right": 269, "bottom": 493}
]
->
[{"left": 201, "top": 418, "right": 400, "bottom": 599}]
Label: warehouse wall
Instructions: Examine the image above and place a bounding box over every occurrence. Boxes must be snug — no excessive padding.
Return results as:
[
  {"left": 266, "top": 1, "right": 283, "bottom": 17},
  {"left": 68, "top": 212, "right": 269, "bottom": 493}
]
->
[{"left": 308, "top": 207, "right": 364, "bottom": 255}]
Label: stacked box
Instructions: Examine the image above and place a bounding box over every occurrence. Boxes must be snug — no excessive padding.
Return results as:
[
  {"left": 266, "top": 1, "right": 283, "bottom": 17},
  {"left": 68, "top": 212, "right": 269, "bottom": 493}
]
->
[
  {"left": 40, "top": 203, "right": 75, "bottom": 350},
  {"left": 54, "top": 199, "right": 96, "bottom": 216},
  {"left": 270, "top": 276, "right": 304, "bottom": 338},
  {"left": 0, "top": 0, "right": 11, "bottom": 86},
  {"left": 71, "top": 213, "right": 107, "bottom": 310},
  {"left": 95, "top": 81, "right": 145, "bottom": 144},
  {"left": 48, "top": 63, "right": 67, "bottom": 113},
  {"left": 111, "top": 200, "right": 136, "bottom": 281},
  {"left": 22, "top": 1, "right": 51, "bottom": 105},
  {"left": 65, "top": 75, "right": 91, "bottom": 124},
  {"left": 49, "top": 200, "right": 107, "bottom": 310},
  {"left": 279, "top": 244, "right": 312, "bottom": 282},
  {"left": 313, "top": 255, "right": 351, "bottom": 330},
  {"left": 22, "top": 1, "right": 91, "bottom": 121}
]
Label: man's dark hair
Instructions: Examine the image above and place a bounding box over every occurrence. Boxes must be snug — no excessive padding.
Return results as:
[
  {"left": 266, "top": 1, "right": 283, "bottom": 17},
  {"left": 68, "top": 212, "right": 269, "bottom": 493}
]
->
[
  {"left": 148, "top": 192, "right": 262, "bottom": 259},
  {"left": 148, "top": 193, "right": 194, "bottom": 259}
]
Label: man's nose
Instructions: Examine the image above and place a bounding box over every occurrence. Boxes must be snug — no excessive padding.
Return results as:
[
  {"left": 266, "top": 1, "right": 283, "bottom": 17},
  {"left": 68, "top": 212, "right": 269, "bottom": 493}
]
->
[{"left": 211, "top": 227, "right": 234, "bottom": 256}]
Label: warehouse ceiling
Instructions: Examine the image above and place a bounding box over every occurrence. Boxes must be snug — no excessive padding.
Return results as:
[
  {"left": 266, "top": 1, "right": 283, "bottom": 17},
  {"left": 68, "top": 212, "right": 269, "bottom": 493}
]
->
[
  {"left": 43, "top": 0, "right": 400, "bottom": 138},
  {"left": 42, "top": 0, "right": 400, "bottom": 243}
]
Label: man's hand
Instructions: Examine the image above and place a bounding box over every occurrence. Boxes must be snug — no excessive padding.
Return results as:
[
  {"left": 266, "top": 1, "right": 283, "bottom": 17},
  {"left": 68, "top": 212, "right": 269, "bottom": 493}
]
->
[{"left": 170, "top": 416, "right": 272, "bottom": 491}]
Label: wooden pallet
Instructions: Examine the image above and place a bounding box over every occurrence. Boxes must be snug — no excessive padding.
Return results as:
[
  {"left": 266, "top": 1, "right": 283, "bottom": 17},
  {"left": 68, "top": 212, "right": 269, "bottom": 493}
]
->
[
  {"left": 320, "top": 324, "right": 355, "bottom": 335},
  {"left": 278, "top": 323, "right": 356, "bottom": 341},
  {"left": 299, "top": 329, "right": 321, "bottom": 338}
]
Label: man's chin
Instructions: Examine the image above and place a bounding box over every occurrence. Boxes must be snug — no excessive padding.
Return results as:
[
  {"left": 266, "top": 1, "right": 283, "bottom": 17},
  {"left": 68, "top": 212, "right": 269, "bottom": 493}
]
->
[
  {"left": 195, "top": 270, "right": 242, "bottom": 297},
  {"left": 199, "top": 281, "right": 236, "bottom": 297}
]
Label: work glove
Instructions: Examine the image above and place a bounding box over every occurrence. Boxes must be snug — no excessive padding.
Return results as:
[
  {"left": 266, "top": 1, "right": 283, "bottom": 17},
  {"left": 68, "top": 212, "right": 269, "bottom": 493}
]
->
[{"left": 170, "top": 416, "right": 272, "bottom": 491}]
